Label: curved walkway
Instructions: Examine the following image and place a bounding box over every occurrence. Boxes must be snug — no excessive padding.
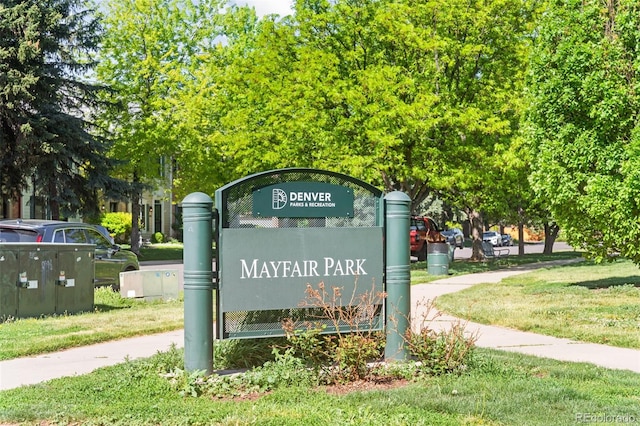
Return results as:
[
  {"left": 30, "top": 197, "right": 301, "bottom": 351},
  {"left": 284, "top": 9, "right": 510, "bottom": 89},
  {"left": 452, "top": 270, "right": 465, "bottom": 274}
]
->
[
  {"left": 1, "top": 259, "right": 638, "bottom": 391},
  {"left": 412, "top": 259, "right": 640, "bottom": 374}
]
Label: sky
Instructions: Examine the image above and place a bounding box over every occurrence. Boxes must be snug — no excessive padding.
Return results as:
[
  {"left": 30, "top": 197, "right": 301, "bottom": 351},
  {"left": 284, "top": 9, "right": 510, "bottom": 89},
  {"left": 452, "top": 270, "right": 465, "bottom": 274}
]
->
[{"left": 231, "top": 1, "right": 294, "bottom": 17}]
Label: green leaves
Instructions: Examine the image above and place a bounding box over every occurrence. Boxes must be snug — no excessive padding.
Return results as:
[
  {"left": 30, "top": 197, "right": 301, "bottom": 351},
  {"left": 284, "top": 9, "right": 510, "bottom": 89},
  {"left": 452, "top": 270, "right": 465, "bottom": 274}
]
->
[
  {"left": 94, "top": 0, "right": 537, "bottom": 220},
  {"left": 207, "top": 0, "right": 537, "bottom": 213},
  {"left": 525, "top": 0, "right": 640, "bottom": 263},
  {"left": 0, "top": 0, "right": 124, "bottom": 218}
]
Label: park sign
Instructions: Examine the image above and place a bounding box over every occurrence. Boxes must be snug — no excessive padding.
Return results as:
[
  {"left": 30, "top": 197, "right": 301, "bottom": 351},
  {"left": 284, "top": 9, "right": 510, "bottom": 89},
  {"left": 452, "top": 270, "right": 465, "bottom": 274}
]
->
[
  {"left": 215, "top": 168, "right": 385, "bottom": 339},
  {"left": 252, "top": 181, "right": 354, "bottom": 218},
  {"left": 182, "top": 173, "right": 412, "bottom": 372},
  {"left": 221, "top": 227, "right": 382, "bottom": 312}
]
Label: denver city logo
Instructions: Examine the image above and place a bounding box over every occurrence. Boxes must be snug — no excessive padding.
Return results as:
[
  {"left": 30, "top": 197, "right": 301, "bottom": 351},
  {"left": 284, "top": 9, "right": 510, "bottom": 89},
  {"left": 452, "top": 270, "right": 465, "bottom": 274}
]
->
[{"left": 272, "top": 188, "right": 287, "bottom": 210}]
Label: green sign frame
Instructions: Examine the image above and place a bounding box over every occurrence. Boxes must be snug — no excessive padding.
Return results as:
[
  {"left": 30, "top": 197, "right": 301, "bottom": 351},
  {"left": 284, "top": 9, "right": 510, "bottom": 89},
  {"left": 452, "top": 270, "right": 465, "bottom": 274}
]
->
[{"left": 215, "top": 168, "right": 384, "bottom": 339}]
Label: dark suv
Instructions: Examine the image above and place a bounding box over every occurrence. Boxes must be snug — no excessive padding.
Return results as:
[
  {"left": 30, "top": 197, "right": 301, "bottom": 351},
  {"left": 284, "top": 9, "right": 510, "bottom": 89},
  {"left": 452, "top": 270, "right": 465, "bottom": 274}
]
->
[{"left": 0, "top": 219, "right": 139, "bottom": 289}]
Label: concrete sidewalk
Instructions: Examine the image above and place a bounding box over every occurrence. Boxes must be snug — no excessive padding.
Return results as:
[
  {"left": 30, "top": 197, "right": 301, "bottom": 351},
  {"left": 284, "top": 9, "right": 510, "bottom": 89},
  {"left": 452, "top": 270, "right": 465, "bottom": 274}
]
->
[
  {"left": 0, "top": 330, "right": 184, "bottom": 391},
  {"left": 1, "top": 259, "right": 638, "bottom": 391},
  {"left": 412, "top": 267, "right": 640, "bottom": 374}
]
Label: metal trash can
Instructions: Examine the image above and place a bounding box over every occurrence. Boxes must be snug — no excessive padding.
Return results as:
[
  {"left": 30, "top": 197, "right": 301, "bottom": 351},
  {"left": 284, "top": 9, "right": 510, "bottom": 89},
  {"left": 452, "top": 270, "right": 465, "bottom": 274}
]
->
[{"left": 427, "top": 242, "right": 450, "bottom": 275}]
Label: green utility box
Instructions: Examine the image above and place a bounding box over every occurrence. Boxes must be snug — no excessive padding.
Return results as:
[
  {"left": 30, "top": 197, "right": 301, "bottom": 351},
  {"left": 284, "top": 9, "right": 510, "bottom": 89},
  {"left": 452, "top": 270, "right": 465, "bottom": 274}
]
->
[
  {"left": 0, "top": 245, "right": 19, "bottom": 318},
  {"left": 0, "top": 243, "right": 95, "bottom": 319}
]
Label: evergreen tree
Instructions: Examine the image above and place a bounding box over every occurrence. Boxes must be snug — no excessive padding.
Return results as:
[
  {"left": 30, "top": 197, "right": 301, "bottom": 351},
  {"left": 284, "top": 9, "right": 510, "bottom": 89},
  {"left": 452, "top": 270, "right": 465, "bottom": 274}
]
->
[{"left": 0, "top": 0, "right": 125, "bottom": 219}]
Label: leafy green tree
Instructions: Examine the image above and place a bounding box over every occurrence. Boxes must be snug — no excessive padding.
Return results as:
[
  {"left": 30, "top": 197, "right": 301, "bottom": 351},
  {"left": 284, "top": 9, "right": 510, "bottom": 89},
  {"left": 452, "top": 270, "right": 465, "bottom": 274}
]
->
[
  {"left": 170, "top": 4, "right": 264, "bottom": 197},
  {"left": 95, "top": 0, "right": 539, "bottom": 250},
  {"left": 0, "top": 0, "right": 125, "bottom": 219},
  {"left": 100, "top": 211, "right": 132, "bottom": 244},
  {"left": 209, "top": 0, "right": 538, "bottom": 217},
  {"left": 96, "top": 0, "right": 225, "bottom": 251},
  {"left": 525, "top": 0, "right": 640, "bottom": 263}
]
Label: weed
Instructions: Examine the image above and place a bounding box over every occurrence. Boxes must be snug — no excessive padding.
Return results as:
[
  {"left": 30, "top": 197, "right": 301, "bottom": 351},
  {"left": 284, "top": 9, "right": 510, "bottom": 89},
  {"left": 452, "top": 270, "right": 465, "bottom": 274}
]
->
[
  {"left": 245, "top": 347, "right": 318, "bottom": 390},
  {"left": 213, "top": 337, "right": 288, "bottom": 369},
  {"left": 169, "top": 346, "right": 318, "bottom": 398},
  {"left": 165, "top": 368, "right": 208, "bottom": 397}
]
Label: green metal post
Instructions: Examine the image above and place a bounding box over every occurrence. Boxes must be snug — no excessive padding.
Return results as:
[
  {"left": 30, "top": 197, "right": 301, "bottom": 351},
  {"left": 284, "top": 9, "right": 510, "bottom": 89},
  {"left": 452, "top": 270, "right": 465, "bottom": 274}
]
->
[
  {"left": 384, "top": 191, "right": 411, "bottom": 361},
  {"left": 182, "top": 192, "right": 213, "bottom": 374}
]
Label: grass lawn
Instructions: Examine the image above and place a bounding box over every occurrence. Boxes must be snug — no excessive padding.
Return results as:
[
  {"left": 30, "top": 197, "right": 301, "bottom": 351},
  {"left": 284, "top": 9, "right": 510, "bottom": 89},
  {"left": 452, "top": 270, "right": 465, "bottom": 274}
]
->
[
  {"left": 137, "top": 243, "right": 185, "bottom": 262},
  {"left": 0, "top": 289, "right": 185, "bottom": 360},
  {"left": 1, "top": 252, "right": 640, "bottom": 425},
  {"left": 0, "top": 347, "right": 638, "bottom": 425},
  {"left": 435, "top": 258, "right": 640, "bottom": 349},
  {"left": 410, "top": 250, "right": 583, "bottom": 284},
  {"left": 0, "top": 251, "right": 630, "bottom": 361}
]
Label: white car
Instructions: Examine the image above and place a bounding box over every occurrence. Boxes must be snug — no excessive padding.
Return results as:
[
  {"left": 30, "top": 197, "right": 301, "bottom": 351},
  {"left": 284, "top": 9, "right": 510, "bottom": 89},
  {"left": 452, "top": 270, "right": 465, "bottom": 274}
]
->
[{"left": 482, "top": 231, "right": 502, "bottom": 246}]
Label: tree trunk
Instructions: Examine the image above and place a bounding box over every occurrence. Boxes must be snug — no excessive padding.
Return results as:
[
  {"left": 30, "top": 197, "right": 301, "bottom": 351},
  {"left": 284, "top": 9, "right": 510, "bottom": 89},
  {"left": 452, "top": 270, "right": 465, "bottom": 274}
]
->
[
  {"left": 469, "top": 210, "right": 484, "bottom": 261},
  {"left": 130, "top": 172, "right": 141, "bottom": 256},
  {"left": 543, "top": 221, "right": 559, "bottom": 254},
  {"left": 49, "top": 180, "right": 60, "bottom": 220},
  {"left": 471, "top": 238, "right": 485, "bottom": 261},
  {"left": 518, "top": 222, "right": 525, "bottom": 256}
]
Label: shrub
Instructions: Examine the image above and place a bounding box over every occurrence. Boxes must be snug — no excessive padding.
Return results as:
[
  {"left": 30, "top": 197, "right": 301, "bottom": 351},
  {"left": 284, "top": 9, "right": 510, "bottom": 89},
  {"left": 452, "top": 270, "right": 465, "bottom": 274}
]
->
[
  {"left": 283, "top": 281, "right": 386, "bottom": 383},
  {"left": 101, "top": 212, "right": 132, "bottom": 244},
  {"left": 152, "top": 232, "right": 164, "bottom": 244},
  {"left": 404, "top": 298, "right": 478, "bottom": 375}
]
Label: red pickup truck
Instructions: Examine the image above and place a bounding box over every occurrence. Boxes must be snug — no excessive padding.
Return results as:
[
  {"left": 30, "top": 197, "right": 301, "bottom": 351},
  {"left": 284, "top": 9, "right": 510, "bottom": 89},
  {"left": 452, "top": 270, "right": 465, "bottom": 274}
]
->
[{"left": 410, "top": 216, "right": 445, "bottom": 261}]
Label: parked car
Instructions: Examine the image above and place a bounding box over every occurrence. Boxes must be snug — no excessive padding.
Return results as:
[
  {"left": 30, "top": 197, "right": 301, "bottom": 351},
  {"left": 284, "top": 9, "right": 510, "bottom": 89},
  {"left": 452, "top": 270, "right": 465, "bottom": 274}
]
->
[
  {"left": 410, "top": 216, "right": 445, "bottom": 261},
  {"left": 0, "top": 219, "right": 139, "bottom": 289},
  {"left": 441, "top": 228, "right": 464, "bottom": 249},
  {"left": 482, "top": 230, "right": 502, "bottom": 246},
  {"left": 501, "top": 233, "right": 514, "bottom": 246}
]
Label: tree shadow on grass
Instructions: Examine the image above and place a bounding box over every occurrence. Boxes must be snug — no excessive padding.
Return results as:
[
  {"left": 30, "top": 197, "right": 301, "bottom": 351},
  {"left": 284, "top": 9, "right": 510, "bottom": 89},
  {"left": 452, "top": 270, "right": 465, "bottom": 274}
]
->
[
  {"left": 93, "top": 303, "right": 134, "bottom": 313},
  {"left": 571, "top": 276, "right": 640, "bottom": 290}
]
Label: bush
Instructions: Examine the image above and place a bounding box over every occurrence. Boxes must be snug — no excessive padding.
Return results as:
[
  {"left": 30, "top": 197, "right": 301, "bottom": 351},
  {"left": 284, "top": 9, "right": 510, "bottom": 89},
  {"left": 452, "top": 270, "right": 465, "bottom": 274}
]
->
[
  {"left": 283, "top": 281, "right": 386, "bottom": 383},
  {"left": 101, "top": 212, "right": 132, "bottom": 244},
  {"left": 152, "top": 232, "right": 164, "bottom": 244},
  {"left": 405, "top": 298, "right": 477, "bottom": 375}
]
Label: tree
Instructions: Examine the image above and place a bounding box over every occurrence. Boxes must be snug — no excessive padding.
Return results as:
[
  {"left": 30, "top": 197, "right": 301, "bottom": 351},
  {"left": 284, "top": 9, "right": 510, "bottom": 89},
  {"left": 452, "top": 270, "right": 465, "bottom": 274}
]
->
[
  {"left": 95, "top": 0, "right": 539, "bottom": 248},
  {"left": 96, "top": 0, "right": 225, "bottom": 251},
  {"left": 525, "top": 0, "right": 640, "bottom": 263},
  {"left": 0, "top": 0, "right": 125, "bottom": 219},
  {"left": 209, "top": 0, "right": 539, "bottom": 218}
]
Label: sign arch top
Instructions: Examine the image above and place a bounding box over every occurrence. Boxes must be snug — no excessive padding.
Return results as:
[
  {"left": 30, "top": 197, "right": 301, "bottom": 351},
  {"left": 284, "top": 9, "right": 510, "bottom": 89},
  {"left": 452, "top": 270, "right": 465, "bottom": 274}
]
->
[{"left": 216, "top": 168, "right": 384, "bottom": 229}]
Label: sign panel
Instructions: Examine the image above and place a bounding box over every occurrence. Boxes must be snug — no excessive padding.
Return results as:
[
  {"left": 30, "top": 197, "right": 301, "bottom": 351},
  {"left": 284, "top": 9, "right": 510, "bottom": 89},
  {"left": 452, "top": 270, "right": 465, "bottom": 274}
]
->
[
  {"left": 220, "top": 227, "right": 383, "bottom": 312},
  {"left": 252, "top": 181, "right": 354, "bottom": 218}
]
